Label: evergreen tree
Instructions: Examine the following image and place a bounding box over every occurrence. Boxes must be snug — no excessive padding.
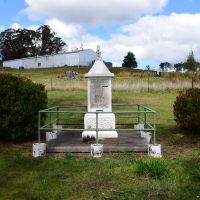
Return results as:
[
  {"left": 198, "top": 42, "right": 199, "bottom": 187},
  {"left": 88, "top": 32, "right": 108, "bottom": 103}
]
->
[
  {"left": 184, "top": 51, "right": 199, "bottom": 71},
  {"left": 122, "top": 52, "right": 137, "bottom": 68}
]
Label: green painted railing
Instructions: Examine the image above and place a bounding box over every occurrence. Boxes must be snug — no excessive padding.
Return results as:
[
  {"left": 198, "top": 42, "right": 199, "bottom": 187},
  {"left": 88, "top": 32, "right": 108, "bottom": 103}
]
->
[{"left": 38, "top": 104, "right": 156, "bottom": 144}]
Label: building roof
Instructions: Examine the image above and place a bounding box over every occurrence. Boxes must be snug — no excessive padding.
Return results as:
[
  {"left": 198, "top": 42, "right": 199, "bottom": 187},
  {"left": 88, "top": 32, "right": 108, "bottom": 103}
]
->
[{"left": 3, "top": 49, "right": 94, "bottom": 62}]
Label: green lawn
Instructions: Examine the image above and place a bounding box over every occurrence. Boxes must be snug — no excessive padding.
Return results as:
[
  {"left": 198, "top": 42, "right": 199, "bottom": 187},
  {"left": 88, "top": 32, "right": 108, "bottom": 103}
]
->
[{"left": 0, "top": 67, "right": 200, "bottom": 199}]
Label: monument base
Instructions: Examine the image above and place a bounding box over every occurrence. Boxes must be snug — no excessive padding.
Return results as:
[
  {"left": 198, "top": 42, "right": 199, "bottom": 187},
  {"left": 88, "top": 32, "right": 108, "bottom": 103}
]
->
[
  {"left": 82, "top": 113, "right": 118, "bottom": 139},
  {"left": 82, "top": 130, "right": 118, "bottom": 139}
]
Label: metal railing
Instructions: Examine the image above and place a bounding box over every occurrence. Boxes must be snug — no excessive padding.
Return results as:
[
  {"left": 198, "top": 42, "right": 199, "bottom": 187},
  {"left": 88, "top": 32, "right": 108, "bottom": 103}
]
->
[{"left": 38, "top": 104, "right": 156, "bottom": 144}]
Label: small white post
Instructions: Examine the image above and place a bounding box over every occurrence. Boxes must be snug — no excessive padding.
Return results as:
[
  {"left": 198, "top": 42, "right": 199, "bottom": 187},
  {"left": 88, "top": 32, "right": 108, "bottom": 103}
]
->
[
  {"left": 140, "top": 131, "right": 146, "bottom": 138},
  {"left": 134, "top": 123, "right": 144, "bottom": 130},
  {"left": 148, "top": 144, "right": 162, "bottom": 157},
  {"left": 90, "top": 144, "right": 103, "bottom": 158},
  {"left": 145, "top": 132, "right": 152, "bottom": 144},
  {"left": 32, "top": 143, "right": 46, "bottom": 157},
  {"left": 53, "top": 124, "right": 63, "bottom": 134},
  {"left": 46, "top": 131, "right": 57, "bottom": 142}
]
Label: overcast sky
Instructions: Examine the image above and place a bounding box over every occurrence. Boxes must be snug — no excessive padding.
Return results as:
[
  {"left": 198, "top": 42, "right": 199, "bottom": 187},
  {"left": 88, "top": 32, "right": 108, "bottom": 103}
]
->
[{"left": 0, "top": 0, "right": 200, "bottom": 68}]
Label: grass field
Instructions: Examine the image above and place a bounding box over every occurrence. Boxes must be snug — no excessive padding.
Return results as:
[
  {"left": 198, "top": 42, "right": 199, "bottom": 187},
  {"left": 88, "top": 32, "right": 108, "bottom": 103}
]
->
[
  {"left": 2, "top": 67, "right": 200, "bottom": 91},
  {"left": 0, "top": 67, "right": 200, "bottom": 199}
]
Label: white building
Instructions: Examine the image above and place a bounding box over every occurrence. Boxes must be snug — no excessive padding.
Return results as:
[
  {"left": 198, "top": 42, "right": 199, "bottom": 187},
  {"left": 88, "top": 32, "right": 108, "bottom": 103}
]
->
[{"left": 3, "top": 49, "right": 97, "bottom": 69}]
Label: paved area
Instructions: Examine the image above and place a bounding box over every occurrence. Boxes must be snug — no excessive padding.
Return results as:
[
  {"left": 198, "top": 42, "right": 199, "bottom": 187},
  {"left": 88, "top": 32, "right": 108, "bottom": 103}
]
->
[{"left": 46, "top": 131, "right": 148, "bottom": 152}]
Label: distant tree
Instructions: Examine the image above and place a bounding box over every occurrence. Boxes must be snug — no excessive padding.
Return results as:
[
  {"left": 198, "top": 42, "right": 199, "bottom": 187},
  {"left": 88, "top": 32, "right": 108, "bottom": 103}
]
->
[
  {"left": 36, "top": 25, "right": 65, "bottom": 56},
  {"left": 0, "top": 25, "right": 66, "bottom": 61},
  {"left": 159, "top": 62, "right": 171, "bottom": 72},
  {"left": 159, "top": 62, "right": 165, "bottom": 72},
  {"left": 0, "top": 28, "right": 40, "bottom": 60},
  {"left": 0, "top": 29, "right": 20, "bottom": 60},
  {"left": 184, "top": 51, "right": 199, "bottom": 71},
  {"left": 174, "top": 63, "right": 184, "bottom": 72},
  {"left": 146, "top": 65, "right": 150, "bottom": 71},
  {"left": 122, "top": 52, "right": 137, "bottom": 68}
]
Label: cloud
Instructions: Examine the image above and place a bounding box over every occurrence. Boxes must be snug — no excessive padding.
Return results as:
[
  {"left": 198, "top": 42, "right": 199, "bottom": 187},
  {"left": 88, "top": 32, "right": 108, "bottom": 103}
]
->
[
  {"left": 46, "top": 19, "right": 82, "bottom": 40},
  {"left": 46, "top": 18, "right": 103, "bottom": 51},
  {"left": 10, "top": 23, "right": 39, "bottom": 31},
  {"left": 11, "top": 23, "right": 22, "bottom": 29},
  {"left": 27, "top": 25, "right": 39, "bottom": 30},
  {"left": 101, "top": 13, "right": 200, "bottom": 65},
  {"left": 43, "top": 13, "right": 200, "bottom": 66},
  {"left": 23, "top": 0, "right": 167, "bottom": 24},
  {"left": 0, "top": 25, "right": 5, "bottom": 32}
]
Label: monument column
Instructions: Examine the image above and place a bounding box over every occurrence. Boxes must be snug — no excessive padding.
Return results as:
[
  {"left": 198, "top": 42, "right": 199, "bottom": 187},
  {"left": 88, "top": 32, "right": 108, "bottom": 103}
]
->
[{"left": 82, "top": 46, "right": 118, "bottom": 139}]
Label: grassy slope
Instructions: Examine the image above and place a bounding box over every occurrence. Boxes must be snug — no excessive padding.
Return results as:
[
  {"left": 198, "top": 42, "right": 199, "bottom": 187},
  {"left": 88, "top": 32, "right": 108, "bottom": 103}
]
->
[{"left": 0, "top": 67, "right": 200, "bottom": 199}]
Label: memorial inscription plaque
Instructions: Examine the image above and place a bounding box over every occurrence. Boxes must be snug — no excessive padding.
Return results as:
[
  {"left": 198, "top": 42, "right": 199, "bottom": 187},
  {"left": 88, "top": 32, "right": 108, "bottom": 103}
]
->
[{"left": 90, "top": 79, "right": 109, "bottom": 110}]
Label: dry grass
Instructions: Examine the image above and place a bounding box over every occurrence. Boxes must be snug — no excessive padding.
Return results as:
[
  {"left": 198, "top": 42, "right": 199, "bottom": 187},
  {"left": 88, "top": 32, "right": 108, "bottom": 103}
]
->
[
  {"left": 113, "top": 80, "right": 200, "bottom": 91},
  {"left": 40, "top": 78, "right": 200, "bottom": 91},
  {"left": 2, "top": 67, "right": 200, "bottom": 91},
  {"left": 40, "top": 78, "right": 87, "bottom": 91}
]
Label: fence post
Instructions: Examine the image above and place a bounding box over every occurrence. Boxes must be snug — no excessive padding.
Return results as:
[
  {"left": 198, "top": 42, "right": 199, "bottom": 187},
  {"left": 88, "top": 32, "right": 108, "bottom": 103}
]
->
[
  {"left": 192, "top": 76, "right": 194, "bottom": 89},
  {"left": 50, "top": 78, "right": 53, "bottom": 90},
  {"left": 148, "top": 72, "right": 150, "bottom": 92}
]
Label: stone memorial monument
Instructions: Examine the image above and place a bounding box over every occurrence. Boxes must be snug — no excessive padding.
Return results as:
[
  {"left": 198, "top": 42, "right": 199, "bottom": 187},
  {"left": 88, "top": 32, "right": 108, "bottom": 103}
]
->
[{"left": 82, "top": 46, "right": 118, "bottom": 139}]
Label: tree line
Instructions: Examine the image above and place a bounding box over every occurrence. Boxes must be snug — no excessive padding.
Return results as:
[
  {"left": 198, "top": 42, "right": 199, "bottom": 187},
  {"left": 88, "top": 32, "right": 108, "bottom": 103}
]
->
[
  {"left": 122, "top": 50, "right": 200, "bottom": 72},
  {"left": 0, "top": 25, "right": 66, "bottom": 61},
  {"left": 159, "top": 51, "right": 200, "bottom": 72}
]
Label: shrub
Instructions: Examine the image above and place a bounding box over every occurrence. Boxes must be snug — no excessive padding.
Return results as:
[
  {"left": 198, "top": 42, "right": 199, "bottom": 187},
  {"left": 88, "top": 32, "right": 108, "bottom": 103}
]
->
[
  {"left": 0, "top": 73, "right": 47, "bottom": 141},
  {"left": 134, "top": 157, "right": 170, "bottom": 179},
  {"left": 173, "top": 88, "right": 200, "bottom": 132}
]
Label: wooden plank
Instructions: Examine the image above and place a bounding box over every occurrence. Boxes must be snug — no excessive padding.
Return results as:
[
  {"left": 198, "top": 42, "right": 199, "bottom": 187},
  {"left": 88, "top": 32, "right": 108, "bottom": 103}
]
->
[
  {"left": 46, "top": 131, "right": 149, "bottom": 153},
  {"left": 46, "top": 145, "right": 147, "bottom": 153}
]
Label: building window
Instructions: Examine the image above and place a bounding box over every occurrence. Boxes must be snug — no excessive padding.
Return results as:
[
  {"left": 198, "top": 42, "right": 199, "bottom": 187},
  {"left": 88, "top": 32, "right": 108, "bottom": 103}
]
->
[{"left": 38, "top": 63, "right": 41, "bottom": 67}]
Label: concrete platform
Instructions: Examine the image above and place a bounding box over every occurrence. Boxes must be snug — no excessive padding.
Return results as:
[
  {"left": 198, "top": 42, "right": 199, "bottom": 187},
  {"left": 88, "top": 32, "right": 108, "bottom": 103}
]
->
[{"left": 46, "top": 131, "right": 148, "bottom": 153}]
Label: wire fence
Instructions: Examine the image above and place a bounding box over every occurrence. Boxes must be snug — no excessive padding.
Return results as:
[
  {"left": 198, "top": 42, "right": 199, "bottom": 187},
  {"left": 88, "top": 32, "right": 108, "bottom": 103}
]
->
[{"left": 40, "top": 77, "right": 200, "bottom": 91}]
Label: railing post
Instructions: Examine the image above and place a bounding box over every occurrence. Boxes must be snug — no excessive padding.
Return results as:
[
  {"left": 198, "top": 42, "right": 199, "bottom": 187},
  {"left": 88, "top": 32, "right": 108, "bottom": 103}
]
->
[
  {"left": 49, "top": 111, "right": 52, "bottom": 128},
  {"left": 137, "top": 105, "right": 140, "bottom": 124},
  {"left": 38, "top": 111, "right": 41, "bottom": 143},
  {"left": 57, "top": 107, "right": 59, "bottom": 125},
  {"left": 153, "top": 112, "right": 156, "bottom": 144},
  {"left": 96, "top": 112, "right": 98, "bottom": 144},
  {"left": 144, "top": 108, "right": 146, "bottom": 127}
]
